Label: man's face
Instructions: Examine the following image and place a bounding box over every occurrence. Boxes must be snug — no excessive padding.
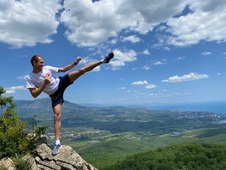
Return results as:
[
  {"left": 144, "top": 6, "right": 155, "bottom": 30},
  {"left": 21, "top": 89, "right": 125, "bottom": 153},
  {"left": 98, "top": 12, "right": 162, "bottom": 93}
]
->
[{"left": 34, "top": 57, "right": 44, "bottom": 69}]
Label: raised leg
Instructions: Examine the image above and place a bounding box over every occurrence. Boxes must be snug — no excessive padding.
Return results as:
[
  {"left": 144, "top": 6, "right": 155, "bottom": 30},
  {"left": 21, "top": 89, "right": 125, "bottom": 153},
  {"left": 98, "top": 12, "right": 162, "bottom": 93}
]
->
[
  {"left": 68, "top": 52, "right": 114, "bottom": 83},
  {"left": 68, "top": 60, "right": 103, "bottom": 83}
]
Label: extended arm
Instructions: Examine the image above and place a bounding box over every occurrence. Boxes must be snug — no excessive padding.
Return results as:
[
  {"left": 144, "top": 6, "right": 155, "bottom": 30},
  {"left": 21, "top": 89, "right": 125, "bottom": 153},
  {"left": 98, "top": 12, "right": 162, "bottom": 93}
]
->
[{"left": 58, "top": 56, "right": 81, "bottom": 73}]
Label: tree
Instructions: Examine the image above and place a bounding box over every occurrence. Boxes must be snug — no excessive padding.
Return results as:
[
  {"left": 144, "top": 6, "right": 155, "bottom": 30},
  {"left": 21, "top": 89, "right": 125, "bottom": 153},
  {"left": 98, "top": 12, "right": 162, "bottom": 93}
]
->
[
  {"left": 0, "top": 86, "right": 12, "bottom": 110},
  {"left": 0, "top": 86, "right": 46, "bottom": 158}
]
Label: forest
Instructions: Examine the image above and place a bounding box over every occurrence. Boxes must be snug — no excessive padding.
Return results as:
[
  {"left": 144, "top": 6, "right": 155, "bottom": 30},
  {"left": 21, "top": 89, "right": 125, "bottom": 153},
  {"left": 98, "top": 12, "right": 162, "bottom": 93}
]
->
[{"left": 103, "top": 142, "right": 226, "bottom": 170}]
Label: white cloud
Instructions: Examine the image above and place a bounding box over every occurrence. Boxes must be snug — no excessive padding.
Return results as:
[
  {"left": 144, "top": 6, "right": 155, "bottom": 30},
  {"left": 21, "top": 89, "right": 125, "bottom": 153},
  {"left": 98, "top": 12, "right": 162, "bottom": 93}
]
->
[
  {"left": 162, "top": 72, "right": 209, "bottom": 83},
  {"left": 60, "top": 0, "right": 186, "bottom": 47},
  {"left": 122, "top": 35, "right": 141, "bottom": 43},
  {"left": 132, "top": 80, "right": 148, "bottom": 85},
  {"left": 17, "top": 75, "right": 27, "bottom": 80},
  {"left": 153, "top": 61, "right": 165, "bottom": 65},
  {"left": 0, "top": 0, "right": 61, "bottom": 47},
  {"left": 202, "top": 51, "right": 212, "bottom": 56},
  {"left": 132, "top": 80, "right": 157, "bottom": 89},
  {"left": 142, "top": 49, "right": 150, "bottom": 55},
  {"left": 165, "top": 0, "right": 226, "bottom": 46},
  {"left": 145, "top": 84, "right": 157, "bottom": 89},
  {"left": 1, "top": 0, "right": 225, "bottom": 48},
  {"left": 5, "top": 86, "right": 26, "bottom": 94},
  {"left": 110, "top": 49, "right": 137, "bottom": 69},
  {"left": 143, "top": 65, "right": 150, "bottom": 70}
]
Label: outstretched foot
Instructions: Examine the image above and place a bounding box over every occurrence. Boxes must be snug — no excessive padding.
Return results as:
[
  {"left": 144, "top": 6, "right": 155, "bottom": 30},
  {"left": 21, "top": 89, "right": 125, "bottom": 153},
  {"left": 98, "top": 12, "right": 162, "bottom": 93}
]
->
[{"left": 103, "top": 52, "right": 114, "bottom": 63}]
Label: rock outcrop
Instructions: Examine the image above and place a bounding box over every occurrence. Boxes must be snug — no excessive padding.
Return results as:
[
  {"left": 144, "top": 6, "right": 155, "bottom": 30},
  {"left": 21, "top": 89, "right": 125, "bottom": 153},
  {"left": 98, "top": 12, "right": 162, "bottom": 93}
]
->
[
  {"left": 0, "top": 142, "right": 97, "bottom": 170},
  {"left": 35, "top": 143, "right": 97, "bottom": 170},
  {"left": 0, "top": 157, "right": 15, "bottom": 170}
]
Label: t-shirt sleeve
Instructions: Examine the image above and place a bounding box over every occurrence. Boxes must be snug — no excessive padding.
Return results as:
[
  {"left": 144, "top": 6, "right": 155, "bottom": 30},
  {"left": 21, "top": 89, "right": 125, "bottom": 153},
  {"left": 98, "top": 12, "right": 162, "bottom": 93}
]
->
[
  {"left": 26, "top": 75, "right": 36, "bottom": 89},
  {"left": 45, "top": 65, "right": 59, "bottom": 74}
]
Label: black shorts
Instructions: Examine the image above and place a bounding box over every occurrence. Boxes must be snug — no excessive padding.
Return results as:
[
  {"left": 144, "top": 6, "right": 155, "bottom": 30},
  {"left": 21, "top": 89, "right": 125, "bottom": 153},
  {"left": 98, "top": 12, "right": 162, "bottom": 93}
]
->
[{"left": 49, "top": 74, "right": 73, "bottom": 108}]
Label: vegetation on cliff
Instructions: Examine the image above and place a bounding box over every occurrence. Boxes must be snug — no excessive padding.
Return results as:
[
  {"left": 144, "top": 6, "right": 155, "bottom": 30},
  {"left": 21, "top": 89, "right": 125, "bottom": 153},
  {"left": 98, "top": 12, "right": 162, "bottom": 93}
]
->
[{"left": 0, "top": 86, "right": 46, "bottom": 169}]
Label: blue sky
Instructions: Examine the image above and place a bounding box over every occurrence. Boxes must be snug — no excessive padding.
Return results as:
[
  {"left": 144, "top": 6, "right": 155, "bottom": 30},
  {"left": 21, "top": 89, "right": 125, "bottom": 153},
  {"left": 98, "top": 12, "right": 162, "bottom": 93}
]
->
[{"left": 1, "top": 0, "right": 226, "bottom": 105}]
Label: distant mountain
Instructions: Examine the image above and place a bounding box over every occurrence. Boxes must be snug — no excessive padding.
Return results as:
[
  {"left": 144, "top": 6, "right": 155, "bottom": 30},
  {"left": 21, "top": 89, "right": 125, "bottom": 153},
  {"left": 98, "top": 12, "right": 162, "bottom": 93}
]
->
[
  {"left": 14, "top": 98, "right": 85, "bottom": 118},
  {"left": 12, "top": 98, "right": 226, "bottom": 134}
]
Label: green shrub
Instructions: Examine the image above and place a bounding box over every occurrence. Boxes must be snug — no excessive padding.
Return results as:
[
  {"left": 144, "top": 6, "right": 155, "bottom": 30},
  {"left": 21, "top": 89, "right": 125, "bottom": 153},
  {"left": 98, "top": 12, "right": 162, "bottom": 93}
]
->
[
  {"left": 0, "top": 86, "right": 46, "bottom": 159},
  {"left": 14, "top": 156, "right": 31, "bottom": 170}
]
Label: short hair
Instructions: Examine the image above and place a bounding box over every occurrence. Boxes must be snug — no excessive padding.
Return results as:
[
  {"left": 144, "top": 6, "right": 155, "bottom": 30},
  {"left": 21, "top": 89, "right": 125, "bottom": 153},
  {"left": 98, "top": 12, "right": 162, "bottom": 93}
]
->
[{"left": 30, "top": 55, "right": 42, "bottom": 66}]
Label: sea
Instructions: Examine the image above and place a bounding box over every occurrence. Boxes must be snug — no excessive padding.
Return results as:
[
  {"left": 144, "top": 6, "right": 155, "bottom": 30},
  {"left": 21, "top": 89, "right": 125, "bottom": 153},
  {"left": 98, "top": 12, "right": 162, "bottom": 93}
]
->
[{"left": 148, "top": 101, "right": 226, "bottom": 114}]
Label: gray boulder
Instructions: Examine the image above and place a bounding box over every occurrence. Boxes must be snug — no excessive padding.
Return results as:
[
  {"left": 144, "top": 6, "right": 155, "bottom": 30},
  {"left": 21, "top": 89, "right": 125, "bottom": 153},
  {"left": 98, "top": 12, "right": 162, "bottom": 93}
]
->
[{"left": 35, "top": 143, "right": 97, "bottom": 170}]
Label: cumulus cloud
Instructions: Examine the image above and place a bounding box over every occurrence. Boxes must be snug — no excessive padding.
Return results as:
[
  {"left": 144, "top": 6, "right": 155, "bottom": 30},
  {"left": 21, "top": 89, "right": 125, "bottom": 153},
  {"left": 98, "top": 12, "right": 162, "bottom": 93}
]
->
[
  {"left": 131, "top": 80, "right": 148, "bottom": 85},
  {"left": 110, "top": 49, "right": 137, "bottom": 69},
  {"left": 145, "top": 84, "right": 157, "bottom": 89},
  {"left": 60, "top": 0, "right": 185, "bottom": 47},
  {"left": 5, "top": 86, "right": 26, "bottom": 94},
  {"left": 165, "top": 0, "right": 226, "bottom": 46},
  {"left": 162, "top": 72, "right": 209, "bottom": 83},
  {"left": 1, "top": 0, "right": 226, "bottom": 48},
  {"left": 0, "top": 0, "right": 61, "bottom": 48},
  {"left": 122, "top": 35, "right": 141, "bottom": 43},
  {"left": 142, "top": 49, "right": 150, "bottom": 55},
  {"left": 132, "top": 80, "right": 157, "bottom": 89}
]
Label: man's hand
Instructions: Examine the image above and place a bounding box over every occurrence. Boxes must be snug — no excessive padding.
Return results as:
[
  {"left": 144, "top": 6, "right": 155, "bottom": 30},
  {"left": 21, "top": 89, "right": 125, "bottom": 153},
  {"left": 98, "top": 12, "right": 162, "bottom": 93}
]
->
[
  {"left": 76, "top": 56, "right": 81, "bottom": 64},
  {"left": 44, "top": 74, "right": 51, "bottom": 84},
  {"left": 29, "top": 74, "right": 50, "bottom": 98}
]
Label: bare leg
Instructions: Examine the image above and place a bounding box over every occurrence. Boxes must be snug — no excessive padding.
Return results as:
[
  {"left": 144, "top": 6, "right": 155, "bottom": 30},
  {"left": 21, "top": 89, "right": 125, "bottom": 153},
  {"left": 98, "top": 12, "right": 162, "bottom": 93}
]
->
[
  {"left": 53, "top": 103, "right": 62, "bottom": 141},
  {"left": 53, "top": 61, "right": 102, "bottom": 140},
  {"left": 68, "top": 60, "right": 103, "bottom": 83}
]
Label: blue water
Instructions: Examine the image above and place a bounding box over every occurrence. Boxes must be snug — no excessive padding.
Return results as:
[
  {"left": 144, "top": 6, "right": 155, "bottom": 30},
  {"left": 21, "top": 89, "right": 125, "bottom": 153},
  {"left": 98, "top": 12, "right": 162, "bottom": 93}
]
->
[{"left": 148, "top": 101, "right": 226, "bottom": 114}]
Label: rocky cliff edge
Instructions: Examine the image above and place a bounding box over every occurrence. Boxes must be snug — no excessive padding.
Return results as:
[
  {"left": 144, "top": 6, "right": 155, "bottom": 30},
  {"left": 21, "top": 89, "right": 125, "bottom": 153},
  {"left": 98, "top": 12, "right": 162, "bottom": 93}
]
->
[{"left": 0, "top": 138, "right": 97, "bottom": 170}]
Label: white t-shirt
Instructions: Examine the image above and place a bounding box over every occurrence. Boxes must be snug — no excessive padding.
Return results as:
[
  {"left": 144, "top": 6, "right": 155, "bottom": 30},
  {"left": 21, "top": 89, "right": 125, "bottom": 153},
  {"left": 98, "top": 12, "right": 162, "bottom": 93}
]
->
[{"left": 26, "top": 65, "right": 60, "bottom": 95}]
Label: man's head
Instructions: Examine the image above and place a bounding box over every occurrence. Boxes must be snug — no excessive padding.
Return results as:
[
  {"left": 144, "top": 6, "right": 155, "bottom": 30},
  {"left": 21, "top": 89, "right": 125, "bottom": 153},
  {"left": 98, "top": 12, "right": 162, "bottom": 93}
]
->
[
  {"left": 30, "top": 55, "right": 43, "bottom": 66},
  {"left": 30, "top": 55, "right": 44, "bottom": 72}
]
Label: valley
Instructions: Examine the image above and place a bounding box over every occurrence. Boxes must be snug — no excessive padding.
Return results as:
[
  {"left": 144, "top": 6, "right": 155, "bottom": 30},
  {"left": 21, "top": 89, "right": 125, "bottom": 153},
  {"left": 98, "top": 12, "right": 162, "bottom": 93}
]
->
[{"left": 14, "top": 98, "right": 226, "bottom": 169}]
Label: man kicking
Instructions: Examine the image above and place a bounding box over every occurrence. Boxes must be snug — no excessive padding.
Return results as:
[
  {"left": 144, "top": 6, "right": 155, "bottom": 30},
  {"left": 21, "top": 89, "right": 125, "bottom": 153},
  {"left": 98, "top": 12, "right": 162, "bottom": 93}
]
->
[{"left": 26, "top": 52, "right": 114, "bottom": 155}]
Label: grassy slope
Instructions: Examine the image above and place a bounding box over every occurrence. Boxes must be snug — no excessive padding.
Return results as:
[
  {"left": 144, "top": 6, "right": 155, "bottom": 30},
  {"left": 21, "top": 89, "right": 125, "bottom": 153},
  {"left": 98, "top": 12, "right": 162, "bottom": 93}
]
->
[{"left": 65, "top": 127, "right": 226, "bottom": 169}]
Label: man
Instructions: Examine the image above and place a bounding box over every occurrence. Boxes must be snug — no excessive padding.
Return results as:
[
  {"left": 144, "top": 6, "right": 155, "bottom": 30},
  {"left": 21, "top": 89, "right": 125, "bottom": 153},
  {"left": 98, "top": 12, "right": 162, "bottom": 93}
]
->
[{"left": 26, "top": 52, "right": 114, "bottom": 155}]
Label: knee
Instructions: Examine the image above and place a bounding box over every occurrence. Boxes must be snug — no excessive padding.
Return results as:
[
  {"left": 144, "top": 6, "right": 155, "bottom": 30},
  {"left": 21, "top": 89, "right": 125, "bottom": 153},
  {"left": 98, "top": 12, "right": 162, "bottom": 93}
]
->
[{"left": 54, "top": 112, "right": 61, "bottom": 121}]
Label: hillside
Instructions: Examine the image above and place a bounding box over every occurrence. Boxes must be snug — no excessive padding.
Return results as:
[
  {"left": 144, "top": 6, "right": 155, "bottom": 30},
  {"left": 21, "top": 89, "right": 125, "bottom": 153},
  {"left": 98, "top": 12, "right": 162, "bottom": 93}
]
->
[{"left": 103, "top": 142, "right": 226, "bottom": 170}]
